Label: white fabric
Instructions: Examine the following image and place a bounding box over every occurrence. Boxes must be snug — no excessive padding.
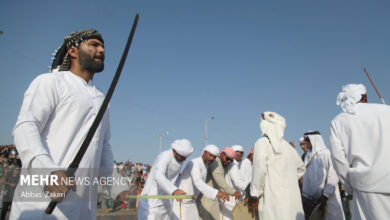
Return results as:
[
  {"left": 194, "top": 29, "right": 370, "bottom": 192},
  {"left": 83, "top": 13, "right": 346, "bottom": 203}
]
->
[
  {"left": 336, "top": 83, "right": 366, "bottom": 114},
  {"left": 240, "top": 158, "right": 253, "bottom": 188},
  {"left": 203, "top": 144, "right": 219, "bottom": 156},
  {"left": 171, "top": 139, "right": 193, "bottom": 157},
  {"left": 231, "top": 145, "right": 243, "bottom": 152},
  {"left": 250, "top": 137, "right": 305, "bottom": 220},
  {"left": 351, "top": 190, "right": 390, "bottom": 220},
  {"left": 260, "top": 111, "right": 286, "bottom": 154},
  {"left": 220, "top": 162, "right": 247, "bottom": 220},
  {"left": 330, "top": 103, "right": 390, "bottom": 219},
  {"left": 138, "top": 149, "right": 183, "bottom": 219},
  {"left": 302, "top": 134, "right": 345, "bottom": 220},
  {"left": 171, "top": 157, "right": 218, "bottom": 220},
  {"left": 10, "top": 71, "right": 126, "bottom": 220}
]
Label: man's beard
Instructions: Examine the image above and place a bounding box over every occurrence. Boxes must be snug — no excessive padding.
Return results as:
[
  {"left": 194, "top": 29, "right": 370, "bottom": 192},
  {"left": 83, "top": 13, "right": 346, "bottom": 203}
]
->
[{"left": 78, "top": 49, "right": 104, "bottom": 73}]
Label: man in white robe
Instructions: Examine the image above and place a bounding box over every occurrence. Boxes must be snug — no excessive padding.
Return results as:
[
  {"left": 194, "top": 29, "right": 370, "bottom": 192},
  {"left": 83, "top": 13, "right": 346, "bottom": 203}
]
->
[
  {"left": 330, "top": 83, "right": 390, "bottom": 220},
  {"left": 221, "top": 147, "right": 248, "bottom": 220},
  {"left": 197, "top": 147, "right": 241, "bottom": 220},
  {"left": 171, "top": 145, "right": 229, "bottom": 220},
  {"left": 232, "top": 145, "right": 244, "bottom": 168},
  {"left": 239, "top": 148, "right": 254, "bottom": 189},
  {"left": 301, "top": 131, "right": 345, "bottom": 220},
  {"left": 138, "top": 139, "right": 193, "bottom": 220},
  {"left": 10, "top": 30, "right": 129, "bottom": 220},
  {"left": 247, "top": 111, "right": 306, "bottom": 220}
]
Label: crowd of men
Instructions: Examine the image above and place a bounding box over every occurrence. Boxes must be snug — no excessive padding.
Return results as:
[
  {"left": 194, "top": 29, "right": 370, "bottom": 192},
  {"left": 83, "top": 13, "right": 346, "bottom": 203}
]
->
[
  {"left": 6, "top": 27, "right": 389, "bottom": 220},
  {"left": 138, "top": 84, "right": 390, "bottom": 220}
]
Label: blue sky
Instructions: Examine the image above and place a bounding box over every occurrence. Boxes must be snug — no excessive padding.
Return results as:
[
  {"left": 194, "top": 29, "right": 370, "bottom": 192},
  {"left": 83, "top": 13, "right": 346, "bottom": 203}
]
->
[{"left": 1, "top": 0, "right": 389, "bottom": 164}]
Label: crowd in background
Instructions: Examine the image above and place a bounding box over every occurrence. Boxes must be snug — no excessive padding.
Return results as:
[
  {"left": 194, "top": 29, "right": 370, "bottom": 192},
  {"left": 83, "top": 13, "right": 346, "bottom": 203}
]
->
[{"left": 0, "top": 144, "right": 152, "bottom": 217}]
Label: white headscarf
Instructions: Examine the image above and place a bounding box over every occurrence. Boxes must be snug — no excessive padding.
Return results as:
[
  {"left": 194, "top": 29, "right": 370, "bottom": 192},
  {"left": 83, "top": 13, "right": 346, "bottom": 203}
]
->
[
  {"left": 336, "top": 84, "right": 366, "bottom": 114},
  {"left": 304, "top": 131, "right": 327, "bottom": 161},
  {"left": 260, "top": 111, "right": 286, "bottom": 154},
  {"left": 171, "top": 139, "right": 194, "bottom": 157},
  {"left": 203, "top": 144, "right": 219, "bottom": 156},
  {"left": 232, "top": 145, "right": 244, "bottom": 152}
]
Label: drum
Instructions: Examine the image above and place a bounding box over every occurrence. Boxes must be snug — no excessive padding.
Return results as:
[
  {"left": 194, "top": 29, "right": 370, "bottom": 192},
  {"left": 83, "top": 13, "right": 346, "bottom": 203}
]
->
[{"left": 232, "top": 200, "right": 259, "bottom": 220}]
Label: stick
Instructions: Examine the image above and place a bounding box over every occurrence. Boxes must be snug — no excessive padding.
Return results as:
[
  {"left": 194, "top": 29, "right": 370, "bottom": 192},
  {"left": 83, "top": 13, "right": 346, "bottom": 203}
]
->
[
  {"left": 45, "top": 14, "right": 139, "bottom": 214},
  {"left": 180, "top": 202, "right": 182, "bottom": 220},
  {"left": 126, "top": 195, "right": 195, "bottom": 199},
  {"left": 222, "top": 200, "right": 224, "bottom": 220},
  {"left": 364, "top": 68, "right": 386, "bottom": 104}
]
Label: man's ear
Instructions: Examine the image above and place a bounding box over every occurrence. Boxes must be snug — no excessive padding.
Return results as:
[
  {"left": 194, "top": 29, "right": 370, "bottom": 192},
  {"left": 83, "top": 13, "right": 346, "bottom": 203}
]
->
[{"left": 67, "top": 47, "right": 78, "bottom": 59}]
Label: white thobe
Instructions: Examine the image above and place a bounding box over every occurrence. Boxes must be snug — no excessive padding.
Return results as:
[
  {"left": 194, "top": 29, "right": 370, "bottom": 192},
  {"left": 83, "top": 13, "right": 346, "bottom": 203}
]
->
[
  {"left": 138, "top": 150, "right": 183, "bottom": 220},
  {"left": 171, "top": 157, "right": 218, "bottom": 220},
  {"left": 302, "top": 148, "right": 345, "bottom": 220},
  {"left": 220, "top": 162, "right": 247, "bottom": 220},
  {"left": 239, "top": 158, "right": 253, "bottom": 188},
  {"left": 330, "top": 103, "right": 390, "bottom": 220},
  {"left": 10, "top": 71, "right": 126, "bottom": 220},
  {"left": 250, "top": 137, "right": 306, "bottom": 220}
]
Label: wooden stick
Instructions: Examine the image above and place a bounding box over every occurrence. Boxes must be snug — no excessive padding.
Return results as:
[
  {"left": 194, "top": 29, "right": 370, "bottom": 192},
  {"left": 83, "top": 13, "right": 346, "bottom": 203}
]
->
[
  {"left": 364, "top": 68, "right": 386, "bottom": 104},
  {"left": 180, "top": 202, "right": 182, "bottom": 220},
  {"left": 222, "top": 201, "right": 225, "bottom": 220}
]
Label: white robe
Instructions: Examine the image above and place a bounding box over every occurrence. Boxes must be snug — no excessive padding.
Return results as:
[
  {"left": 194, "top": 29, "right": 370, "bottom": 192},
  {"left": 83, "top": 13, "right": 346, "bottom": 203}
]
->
[
  {"left": 302, "top": 142, "right": 345, "bottom": 220},
  {"left": 171, "top": 157, "right": 218, "bottom": 220},
  {"left": 239, "top": 158, "right": 253, "bottom": 188},
  {"left": 330, "top": 103, "right": 390, "bottom": 220},
  {"left": 250, "top": 137, "right": 306, "bottom": 220},
  {"left": 220, "top": 162, "right": 247, "bottom": 220},
  {"left": 10, "top": 71, "right": 126, "bottom": 220},
  {"left": 138, "top": 150, "right": 183, "bottom": 220}
]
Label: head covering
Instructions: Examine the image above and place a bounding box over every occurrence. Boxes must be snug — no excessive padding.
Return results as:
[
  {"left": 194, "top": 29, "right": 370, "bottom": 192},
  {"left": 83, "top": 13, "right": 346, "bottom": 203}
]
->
[
  {"left": 51, "top": 29, "right": 104, "bottom": 72},
  {"left": 336, "top": 84, "right": 366, "bottom": 114},
  {"left": 260, "top": 111, "right": 286, "bottom": 154},
  {"left": 171, "top": 139, "right": 193, "bottom": 157},
  {"left": 232, "top": 145, "right": 244, "bottom": 152},
  {"left": 203, "top": 144, "right": 219, "bottom": 156},
  {"left": 299, "top": 136, "right": 304, "bottom": 143},
  {"left": 220, "top": 147, "right": 236, "bottom": 159},
  {"left": 249, "top": 148, "right": 254, "bottom": 154},
  {"left": 304, "top": 131, "right": 327, "bottom": 157}
]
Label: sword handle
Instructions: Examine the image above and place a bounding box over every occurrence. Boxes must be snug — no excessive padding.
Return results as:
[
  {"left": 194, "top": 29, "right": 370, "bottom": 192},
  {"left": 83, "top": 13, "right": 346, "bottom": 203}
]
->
[{"left": 45, "top": 201, "right": 57, "bottom": 214}]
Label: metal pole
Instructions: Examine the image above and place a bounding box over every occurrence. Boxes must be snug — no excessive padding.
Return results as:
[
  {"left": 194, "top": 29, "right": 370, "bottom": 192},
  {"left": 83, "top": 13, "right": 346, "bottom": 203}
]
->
[
  {"left": 205, "top": 120, "right": 208, "bottom": 146},
  {"left": 160, "top": 135, "right": 162, "bottom": 153}
]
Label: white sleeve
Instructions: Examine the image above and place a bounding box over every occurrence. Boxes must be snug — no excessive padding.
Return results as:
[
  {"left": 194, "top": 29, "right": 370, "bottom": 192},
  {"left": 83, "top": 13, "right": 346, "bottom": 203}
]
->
[
  {"left": 13, "top": 74, "right": 59, "bottom": 169},
  {"left": 250, "top": 138, "right": 267, "bottom": 198},
  {"left": 191, "top": 161, "right": 218, "bottom": 200},
  {"left": 329, "top": 120, "right": 352, "bottom": 194},
  {"left": 154, "top": 152, "right": 178, "bottom": 195},
  {"left": 322, "top": 151, "right": 337, "bottom": 198},
  {"left": 229, "top": 164, "right": 247, "bottom": 192}
]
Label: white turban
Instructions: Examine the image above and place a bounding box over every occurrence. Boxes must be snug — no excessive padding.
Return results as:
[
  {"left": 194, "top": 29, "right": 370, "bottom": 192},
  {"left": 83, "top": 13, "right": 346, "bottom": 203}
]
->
[
  {"left": 171, "top": 139, "right": 193, "bottom": 157},
  {"left": 203, "top": 144, "right": 219, "bottom": 156},
  {"left": 299, "top": 136, "right": 304, "bottom": 142},
  {"left": 232, "top": 145, "right": 244, "bottom": 152},
  {"left": 260, "top": 111, "right": 286, "bottom": 154},
  {"left": 336, "top": 84, "right": 366, "bottom": 114}
]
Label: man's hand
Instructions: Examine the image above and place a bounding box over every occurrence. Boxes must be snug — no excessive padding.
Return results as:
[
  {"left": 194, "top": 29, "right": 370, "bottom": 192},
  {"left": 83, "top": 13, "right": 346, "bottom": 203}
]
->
[
  {"left": 216, "top": 190, "right": 230, "bottom": 202},
  {"left": 116, "top": 190, "right": 131, "bottom": 205},
  {"left": 232, "top": 191, "right": 241, "bottom": 201},
  {"left": 318, "top": 195, "right": 327, "bottom": 212},
  {"left": 172, "top": 189, "right": 187, "bottom": 202},
  {"left": 44, "top": 170, "right": 76, "bottom": 203},
  {"left": 244, "top": 196, "right": 259, "bottom": 218}
]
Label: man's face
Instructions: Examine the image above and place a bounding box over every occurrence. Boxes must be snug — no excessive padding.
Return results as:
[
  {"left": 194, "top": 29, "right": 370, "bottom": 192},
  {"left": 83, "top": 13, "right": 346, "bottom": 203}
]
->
[
  {"left": 77, "top": 39, "right": 105, "bottom": 73},
  {"left": 303, "top": 139, "right": 312, "bottom": 151},
  {"left": 299, "top": 141, "right": 307, "bottom": 153},
  {"left": 220, "top": 152, "right": 233, "bottom": 167},
  {"left": 235, "top": 151, "right": 244, "bottom": 162},
  {"left": 202, "top": 151, "right": 217, "bottom": 165},
  {"left": 247, "top": 152, "right": 254, "bottom": 163},
  {"left": 172, "top": 149, "right": 187, "bottom": 163}
]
